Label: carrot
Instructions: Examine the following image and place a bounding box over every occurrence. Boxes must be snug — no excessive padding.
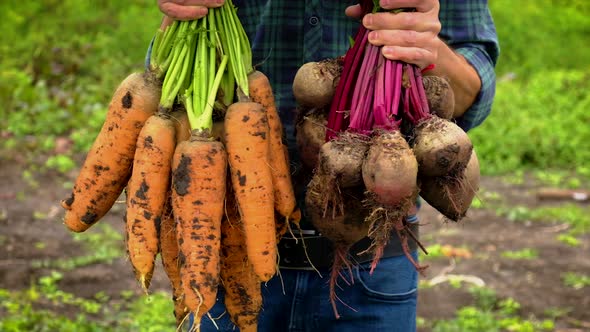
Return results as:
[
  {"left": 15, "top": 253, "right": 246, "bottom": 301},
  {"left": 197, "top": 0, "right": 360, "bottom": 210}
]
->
[
  {"left": 61, "top": 72, "right": 160, "bottom": 232},
  {"left": 220, "top": 192, "right": 262, "bottom": 332},
  {"left": 224, "top": 101, "right": 277, "bottom": 281},
  {"left": 159, "top": 196, "right": 188, "bottom": 325},
  {"left": 125, "top": 112, "right": 177, "bottom": 291},
  {"left": 170, "top": 107, "right": 192, "bottom": 144},
  {"left": 248, "top": 71, "right": 298, "bottom": 224},
  {"left": 171, "top": 133, "right": 227, "bottom": 326}
]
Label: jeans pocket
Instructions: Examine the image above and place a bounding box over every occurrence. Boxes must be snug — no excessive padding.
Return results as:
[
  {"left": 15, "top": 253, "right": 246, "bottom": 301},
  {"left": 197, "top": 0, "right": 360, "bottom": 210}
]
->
[{"left": 355, "top": 253, "right": 418, "bottom": 303}]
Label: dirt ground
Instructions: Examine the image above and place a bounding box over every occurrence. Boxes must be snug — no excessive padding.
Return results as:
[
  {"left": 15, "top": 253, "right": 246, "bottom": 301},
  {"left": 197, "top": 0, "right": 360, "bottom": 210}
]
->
[{"left": 1, "top": 153, "right": 589, "bottom": 331}]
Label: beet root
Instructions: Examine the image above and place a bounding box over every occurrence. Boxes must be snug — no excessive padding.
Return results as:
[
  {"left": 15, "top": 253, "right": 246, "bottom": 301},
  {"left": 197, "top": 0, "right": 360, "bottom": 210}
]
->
[
  {"left": 422, "top": 75, "right": 455, "bottom": 120},
  {"left": 292, "top": 58, "right": 343, "bottom": 109},
  {"left": 319, "top": 132, "right": 370, "bottom": 189},
  {"left": 308, "top": 132, "right": 369, "bottom": 218},
  {"left": 295, "top": 108, "right": 327, "bottom": 170},
  {"left": 419, "top": 149, "right": 480, "bottom": 221},
  {"left": 362, "top": 131, "right": 418, "bottom": 207},
  {"left": 412, "top": 116, "right": 473, "bottom": 177},
  {"left": 305, "top": 176, "right": 370, "bottom": 318}
]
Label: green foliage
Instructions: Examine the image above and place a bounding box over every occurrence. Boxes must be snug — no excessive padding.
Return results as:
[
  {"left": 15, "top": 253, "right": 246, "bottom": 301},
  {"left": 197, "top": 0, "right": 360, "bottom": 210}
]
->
[
  {"left": 556, "top": 234, "right": 581, "bottom": 247},
  {"left": 490, "top": 0, "right": 590, "bottom": 79},
  {"left": 0, "top": 272, "right": 175, "bottom": 332},
  {"left": 471, "top": 70, "right": 590, "bottom": 175},
  {"left": 0, "top": 0, "right": 160, "bottom": 153},
  {"left": 433, "top": 287, "right": 554, "bottom": 332},
  {"left": 32, "top": 223, "right": 124, "bottom": 270},
  {"left": 500, "top": 203, "right": 590, "bottom": 236},
  {"left": 501, "top": 248, "right": 539, "bottom": 260},
  {"left": 562, "top": 272, "right": 590, "bottom": 289}
]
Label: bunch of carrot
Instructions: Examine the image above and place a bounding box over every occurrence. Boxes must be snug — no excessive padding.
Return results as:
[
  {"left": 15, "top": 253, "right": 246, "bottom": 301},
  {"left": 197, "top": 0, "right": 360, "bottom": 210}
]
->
[{"left": 60, "top": 2, "right": 298, "bottom": 330}]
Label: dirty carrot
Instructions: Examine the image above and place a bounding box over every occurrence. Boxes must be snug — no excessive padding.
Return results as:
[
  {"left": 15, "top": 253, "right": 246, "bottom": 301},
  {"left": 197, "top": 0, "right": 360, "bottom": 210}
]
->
[
  {"left": 125, "top": 112, "right": 177, "bottom": 291},
  {"left": 61, "top": 72, "right": 160, "bottom": 232},
  {"left": 171, "top": 135, "right": 227, "bottom": 326},
  {"left": 248, "top": 70, "right": 298, "bottom": 224},
  {"left": 220, "top": 192, "right": 262, "bottom": 332},
  {"left": 159, "top": 197, "right": 188, "bottom": 325},
  {"left": 224, "top": 101, "right": 277, "bottom": 281}
]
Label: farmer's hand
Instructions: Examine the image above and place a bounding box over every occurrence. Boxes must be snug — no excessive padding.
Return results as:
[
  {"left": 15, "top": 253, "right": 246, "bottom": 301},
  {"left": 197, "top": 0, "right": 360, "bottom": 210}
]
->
[
  {"left": 345, "top": 1, "right": 441, "bottom": 69},
  {"left": 158, "top": 0, "right": 225, "bottom": 21}
]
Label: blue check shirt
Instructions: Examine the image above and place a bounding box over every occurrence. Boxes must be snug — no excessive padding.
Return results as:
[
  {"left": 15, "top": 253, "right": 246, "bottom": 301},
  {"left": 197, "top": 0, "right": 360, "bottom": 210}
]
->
[{"left": 233, "top": 0, "right": 499, "bottom": 133}]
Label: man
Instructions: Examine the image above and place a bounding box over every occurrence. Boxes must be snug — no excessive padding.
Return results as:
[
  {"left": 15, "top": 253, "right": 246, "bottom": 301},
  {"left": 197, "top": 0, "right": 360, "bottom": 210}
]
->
[{"left": 154, "top": 1, "right": 499, "bottom": 331}]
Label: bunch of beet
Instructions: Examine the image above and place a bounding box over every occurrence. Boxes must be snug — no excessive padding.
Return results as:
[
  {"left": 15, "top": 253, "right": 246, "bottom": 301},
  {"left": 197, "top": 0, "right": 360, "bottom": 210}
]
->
[{"left": 292, "top": 0, "right": 480, "bottom": 318}]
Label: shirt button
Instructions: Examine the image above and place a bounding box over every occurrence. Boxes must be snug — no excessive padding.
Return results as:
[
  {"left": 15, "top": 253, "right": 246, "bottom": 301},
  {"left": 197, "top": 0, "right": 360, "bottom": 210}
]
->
[{"left": 309, "top": 16, "right": 319, "bottom": 26}]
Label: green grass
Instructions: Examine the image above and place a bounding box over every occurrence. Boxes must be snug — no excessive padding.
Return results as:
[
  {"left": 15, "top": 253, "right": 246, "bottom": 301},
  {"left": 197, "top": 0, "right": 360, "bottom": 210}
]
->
[
  {"left": 501, "top": 248, "right": 539, "bottom": 260},
  {"left": 0, "top": 271, "right": 175, "bottom": 331},
  {"left": 32, "top": 223, "right": 124, "bottom": 270},
  {"left": 431, "top": 287, "right": 554, "bottom": 332},
  {"left": 500, "top": 203, "right": 590, "bottom": 236},
  {"left": 470, "top": 1, "right": 590, "bottom": 177},
  {"left": 562, "top": 272, "right": 590, "bottom": 290}
]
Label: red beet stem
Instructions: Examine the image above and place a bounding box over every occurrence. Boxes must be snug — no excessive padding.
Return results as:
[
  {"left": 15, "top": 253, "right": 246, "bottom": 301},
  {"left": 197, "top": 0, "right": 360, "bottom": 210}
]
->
[{"left": 326, "top": 27, "right": 369, "bottom": 140}]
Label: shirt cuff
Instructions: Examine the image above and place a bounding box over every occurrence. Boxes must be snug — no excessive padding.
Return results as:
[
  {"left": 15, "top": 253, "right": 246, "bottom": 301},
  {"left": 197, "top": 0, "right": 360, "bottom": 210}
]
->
[
  {"left": 144, "top": 37, "right": 155, "bottom": 71},
  {"left": 454, "top": 44, "right": 497, "bottom": 132}
]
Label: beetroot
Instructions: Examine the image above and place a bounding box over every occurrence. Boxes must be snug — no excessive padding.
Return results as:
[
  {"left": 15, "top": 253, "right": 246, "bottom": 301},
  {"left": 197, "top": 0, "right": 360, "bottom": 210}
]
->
[
  {"left": 419, "top": 149, "right": 480, "bottom": 221},
  {"left": 422, "top": 75, "right": 455, "bottom": 119},
  {"left": 305, "top": 177, "right": 370, "bottom": 319},
  {"left": 295, "top": 108, "right": 328, "bottom": 170},
  {"left": 362, "top": 131, "right": 417, "bottom": 207},
  {"left": 292, "top": 58, "right": 343, "bottom": 109},
  {"left": 412, "top": 116, "right": 473, "bottom": 177}
]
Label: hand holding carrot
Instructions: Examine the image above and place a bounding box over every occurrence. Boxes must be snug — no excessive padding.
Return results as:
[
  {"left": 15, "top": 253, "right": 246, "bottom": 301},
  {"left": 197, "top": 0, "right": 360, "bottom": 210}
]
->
[
  {"left": 345, "top": 0, "right": 442, "bottom": 69},
  {"left": 158, "top": 0, "right": 225, "bottom": 20}
]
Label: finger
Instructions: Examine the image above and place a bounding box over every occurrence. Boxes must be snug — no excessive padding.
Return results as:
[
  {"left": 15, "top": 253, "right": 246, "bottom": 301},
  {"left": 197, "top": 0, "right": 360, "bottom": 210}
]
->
[
  {"left": 160, "top": 3, "right": 208, "bottom": 20},
  {"left": 169, "top": 0, "right": 224, "bottom": 7},
  {"left": 345, "top": 4, "right": 362, "bottom": 19},
  {"left": 160, "top": 16, "right": 174, "bottom": 29},
  {"left": 363, "top": 11, "right": 440, "bottom": 33},
  {"left": 381, "top": 45, "right": 435, "bottom": 69},
  {"left": 368, "top": 29, "right": 433, "bottom": 48},
  {"left": 379, "top": 0, "right": 436, "bottom": 13}
]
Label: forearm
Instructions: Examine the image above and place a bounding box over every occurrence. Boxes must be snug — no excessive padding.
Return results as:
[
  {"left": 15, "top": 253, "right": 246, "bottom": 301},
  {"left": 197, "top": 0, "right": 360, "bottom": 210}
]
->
[{"left": 429, "top": 38, "right": 481, "bottom": 118}]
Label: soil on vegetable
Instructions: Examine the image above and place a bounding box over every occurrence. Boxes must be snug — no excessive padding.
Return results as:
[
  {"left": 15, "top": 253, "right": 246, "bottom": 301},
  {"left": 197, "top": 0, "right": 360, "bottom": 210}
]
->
[{"left": 0, "top": 152, "right": 588, "bottom": 331}]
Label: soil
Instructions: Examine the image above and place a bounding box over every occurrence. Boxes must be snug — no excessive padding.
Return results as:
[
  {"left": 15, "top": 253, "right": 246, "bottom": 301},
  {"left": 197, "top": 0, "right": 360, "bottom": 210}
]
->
[{"left": 0, "top": 153, "right": 588, "bottom": 331}]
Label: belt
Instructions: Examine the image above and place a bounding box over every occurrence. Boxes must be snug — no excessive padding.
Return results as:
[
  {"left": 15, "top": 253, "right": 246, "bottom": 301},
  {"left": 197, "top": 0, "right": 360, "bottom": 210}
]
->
[{"left": 278, "top": 221, "right": 420, "bottom": 270}]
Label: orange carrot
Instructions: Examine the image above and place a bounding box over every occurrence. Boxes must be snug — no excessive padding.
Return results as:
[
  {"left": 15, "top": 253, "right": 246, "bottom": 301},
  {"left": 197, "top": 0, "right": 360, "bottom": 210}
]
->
[
  {"left": 125, "top": 112, "right": 176, "bottom": 291},
  {"left": 224, "top": 101, "right": 277, "bottom": 281},
  {"left": 220, "top": 192, "right": 262, "bottom": 332},
  {"left": 171, "top": 133, "right": 227, "bottom": 326},
  {"left": 159, "top": 196, "right": 188, "bottom": 325},
  {"left": 248, "top": 71, "right": 298, "bottom": 223},
  {"left": 61, "top": 72, "right": 160, "bottom": 232}
]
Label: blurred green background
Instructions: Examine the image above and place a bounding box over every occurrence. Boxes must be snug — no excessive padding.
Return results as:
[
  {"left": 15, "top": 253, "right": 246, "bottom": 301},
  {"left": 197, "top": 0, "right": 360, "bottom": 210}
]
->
[
  {"left": 0, "top": 1, "right": 589, "bottom": 331},
  {"left": 1, "top": 0, "right": 589, "bottom": 176}
]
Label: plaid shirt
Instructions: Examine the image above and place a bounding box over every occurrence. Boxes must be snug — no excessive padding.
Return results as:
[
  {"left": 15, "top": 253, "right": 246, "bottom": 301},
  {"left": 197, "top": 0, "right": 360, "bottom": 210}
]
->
[{"left": 234, "top": 0, "right": 499, "bottom": 133}]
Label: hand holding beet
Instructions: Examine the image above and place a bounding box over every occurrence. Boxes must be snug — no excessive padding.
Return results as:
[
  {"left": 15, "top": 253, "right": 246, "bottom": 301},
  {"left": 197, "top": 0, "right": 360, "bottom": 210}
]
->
[{"left": 346, "top": 0, "right": 442, "bottom": 69}]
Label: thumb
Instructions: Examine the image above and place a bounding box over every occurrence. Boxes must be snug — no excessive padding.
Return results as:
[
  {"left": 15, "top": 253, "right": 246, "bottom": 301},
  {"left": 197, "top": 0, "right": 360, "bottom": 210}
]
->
[{"left": 345, "top": 4, "right": 362, "bottom": 19}]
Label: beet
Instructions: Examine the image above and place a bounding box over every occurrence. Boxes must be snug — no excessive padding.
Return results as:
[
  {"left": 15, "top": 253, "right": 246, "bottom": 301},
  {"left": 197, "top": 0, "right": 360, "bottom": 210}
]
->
[
  {"left": 422, "top": 75, "right": 455, "bottom": 120},
  {"left": 419, "top": 149, "right": 480, "bottom": 221},
  {"left": 318, "top": 132, "right": 369, "bottom": 189},
  {"left": 412, "top": 116, "right": 473, "bottom": 177},
  {"left": 292, "top": 58, "right": 343, "bottom": 109},
  {"left": 305, "top": 175, "right": 370, "bottom": 319},
  {"left": 362, "top": 131, "right": 418, "bottom": 207},
  {"left": 295, "top": 109, "right": 327, "bottom": 170}
]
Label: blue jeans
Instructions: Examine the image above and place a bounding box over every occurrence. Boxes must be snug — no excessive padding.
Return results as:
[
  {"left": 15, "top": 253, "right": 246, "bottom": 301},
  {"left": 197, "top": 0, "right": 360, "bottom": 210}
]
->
[{"left": 191, "top": 251, "right": 419, "bottom": 332}]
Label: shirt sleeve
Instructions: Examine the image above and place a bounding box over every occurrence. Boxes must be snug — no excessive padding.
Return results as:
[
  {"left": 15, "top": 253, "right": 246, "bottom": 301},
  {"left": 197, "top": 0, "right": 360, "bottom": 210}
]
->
[{"left": 439, "top": 0, "right": 500, "bottom": 132}]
